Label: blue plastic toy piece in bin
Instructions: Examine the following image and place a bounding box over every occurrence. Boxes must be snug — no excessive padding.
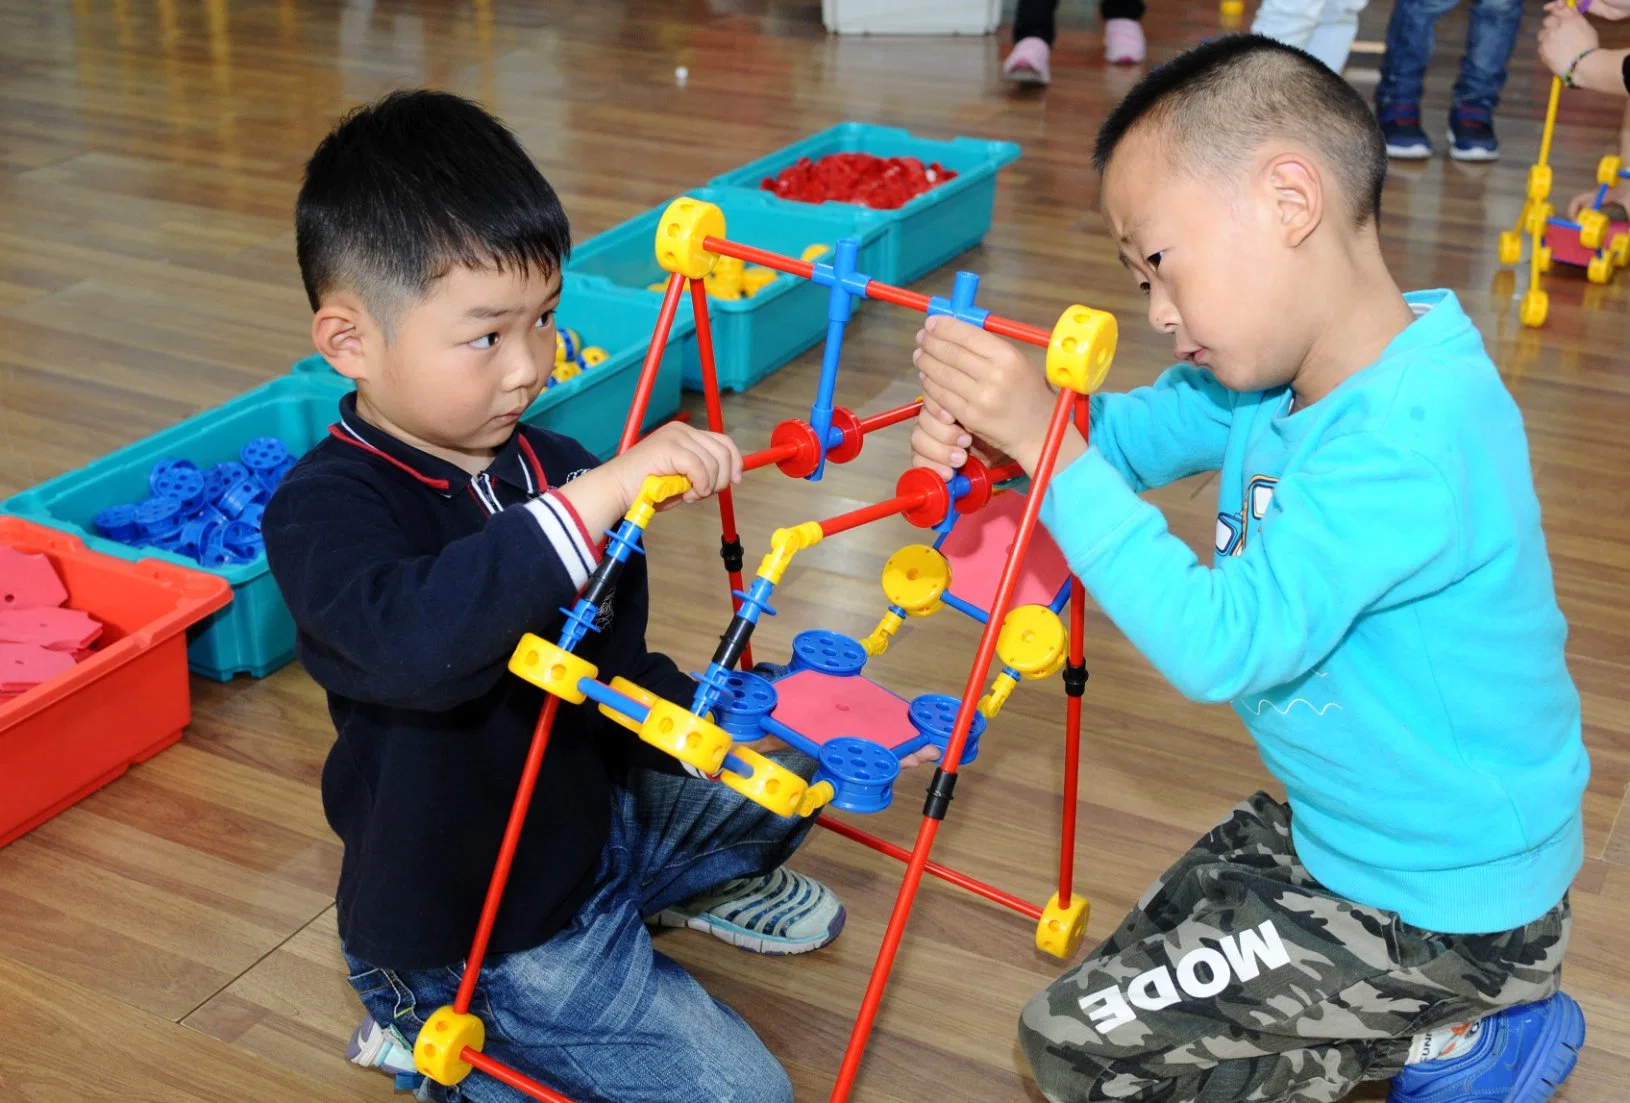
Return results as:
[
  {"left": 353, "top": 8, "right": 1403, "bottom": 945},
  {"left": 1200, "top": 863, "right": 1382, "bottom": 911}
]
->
[
  {"left": 566, "top": 187, "right": 890, "bottom": 393},
  {"left": 289, "top": 272, "right": 689, "bottom": 459},
  {"left": 0, "top": 373, "right": 355, "bottom": 681},
  {"left": 708, "top": 122, "right": 1021, "bottom": 286}
]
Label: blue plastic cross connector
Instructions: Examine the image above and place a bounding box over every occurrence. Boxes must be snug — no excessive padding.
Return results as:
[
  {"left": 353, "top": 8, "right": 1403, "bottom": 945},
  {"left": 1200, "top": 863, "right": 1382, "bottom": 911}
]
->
[
  {"left": 691, "top": 576, "right": 780, "bottom": 715},
  {"left": 807, "top": 238, "right": 865, "bottom": 483},
  {"left": 789, "top": 630, "right": 868, "bottom": 677},
  {"left": 926, "top": 271, "right": 991, "bottom": 329},
  {"left": 814, "top": 737, "right": 901, "bottom": 814},
  {"left": 908, "top": 693, "right": 988, "bottom": 766}
]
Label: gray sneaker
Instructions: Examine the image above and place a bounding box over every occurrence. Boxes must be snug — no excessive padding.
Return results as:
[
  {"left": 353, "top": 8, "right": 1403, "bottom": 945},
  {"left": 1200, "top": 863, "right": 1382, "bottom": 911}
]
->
[{"left": 653, "top": 867, "right": 845, "bottom": 955}]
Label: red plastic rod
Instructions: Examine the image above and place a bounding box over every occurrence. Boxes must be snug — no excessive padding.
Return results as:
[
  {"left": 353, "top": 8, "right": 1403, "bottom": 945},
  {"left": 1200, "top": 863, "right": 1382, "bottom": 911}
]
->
[
  {"left": 817, "top": 492, "right": 922, "bottom": 539},
  {"left": 619, "top": 273, "right": 687, "bottom": 455},
  {"left": 456, "top": 695, "right": 561, "bottom": 1014},
  {"left": 817, "top": 816, "right": 1043, "bottom": 920},
  {"left": 829, "top": 386, "right": 1081, "bottom": 1103},
  {"left": 743, "top": 440, "right": 803, "bottom": 472},
  {"left": 856, "top": 400, "right": 923, "bottom": 435},
  {"left": 689, "top": 276, "right": 753, "bottom": 670},
  {"left": 1060, "top": 392, "right": 1090, "bottom": 907},
  {"left": 462, "top": 1049, "right": 579, "bottom": 1103},
  {"left": 702, "top": 236, "right": 1053, "bottom": 349}
]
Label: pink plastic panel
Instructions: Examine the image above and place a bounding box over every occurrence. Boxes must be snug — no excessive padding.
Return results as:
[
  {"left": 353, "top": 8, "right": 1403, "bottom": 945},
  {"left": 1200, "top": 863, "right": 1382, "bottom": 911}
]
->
[
  {"left": 939, "top": 489, "right": 1070, "bottom": 614},
  {"left": 1545, "top": 219, "right": 1629, "bottom": 268},
  {"left": 770, "top": 669, "right": 918, "bottom": 750}
]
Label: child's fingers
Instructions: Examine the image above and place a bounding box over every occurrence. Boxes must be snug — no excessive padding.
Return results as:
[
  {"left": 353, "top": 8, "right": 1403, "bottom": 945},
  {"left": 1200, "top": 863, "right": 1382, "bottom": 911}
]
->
[
  {"left": 696, "top": 432, "right": 743, "bottom": 488},
  {"left": 923, "top": 314, "right": 1009, "bottom": 358},
  {"left": 916, "top": 366, "right": 978, "bottom": 432},
  {"left": 910, "top": 425, "right": 960, "bottom": 480},
  {"left": 897, "top": 744, "right": 940, "bottom": 770},
  {"left": 916, "top": 406, "right": 971, "bottom": 449},
  {"left": 674, "top": 438, "right": 722, "bottom": 502},
  {"left": 914, "top": 331, "right": 993, "bottom": 393},
  {"left": 921, "top": 393, "right": 959, "bottom": 427}
]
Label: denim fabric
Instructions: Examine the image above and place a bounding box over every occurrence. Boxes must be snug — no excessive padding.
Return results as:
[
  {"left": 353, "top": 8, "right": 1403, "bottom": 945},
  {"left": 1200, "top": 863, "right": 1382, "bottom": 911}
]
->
[
  {"left": 1375, "top": 0, "right": 1526, "bottom": 111},
  {"left": 344, "top": 749, "right": 817, "bottom": 1103}
]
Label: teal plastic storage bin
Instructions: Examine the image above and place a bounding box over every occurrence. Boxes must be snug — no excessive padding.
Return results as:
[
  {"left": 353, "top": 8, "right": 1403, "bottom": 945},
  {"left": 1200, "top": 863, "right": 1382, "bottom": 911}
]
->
[
  {"left": 567, "top": 187, "right": 890, "bottom": 393},
  {"left": 708, "top": 122, "right": 1021, "bottom": 286},
  {"left": 0, "top": 373, "right": 354, "bottom": 681},
  {"left": 290, "top": 274, "right": 690, "bottom": 461}
]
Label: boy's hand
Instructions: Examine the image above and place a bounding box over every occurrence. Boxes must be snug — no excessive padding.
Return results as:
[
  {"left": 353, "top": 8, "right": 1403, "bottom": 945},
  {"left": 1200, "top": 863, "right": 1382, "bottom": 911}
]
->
[
  {"left": 1570, "top": 184, "right": 1630, "bottom": 217},
  {"left": 910, "top": 316, "right": 1057, "bottom": 475},
  {"left": 558, "top": 422, "right": 742, "bottom": 536},
  {"left": 1540, "top": 5, "right": 1602, "bottom": 79}
]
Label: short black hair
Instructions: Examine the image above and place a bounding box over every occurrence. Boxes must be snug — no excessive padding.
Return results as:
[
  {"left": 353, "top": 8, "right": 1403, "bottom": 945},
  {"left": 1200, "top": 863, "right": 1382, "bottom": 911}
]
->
[
  {"left": 296, "top": 90, "right": 571, "bottom": 332},
  {"left": 1093, "top": 35, "right": 1387, "bottom": 225}
]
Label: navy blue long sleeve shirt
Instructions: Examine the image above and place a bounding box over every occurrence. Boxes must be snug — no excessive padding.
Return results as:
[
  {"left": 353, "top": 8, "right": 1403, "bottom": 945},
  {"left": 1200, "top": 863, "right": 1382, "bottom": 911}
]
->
[{"left": 263, "top": 393, "right": 695, "bottom": 969}]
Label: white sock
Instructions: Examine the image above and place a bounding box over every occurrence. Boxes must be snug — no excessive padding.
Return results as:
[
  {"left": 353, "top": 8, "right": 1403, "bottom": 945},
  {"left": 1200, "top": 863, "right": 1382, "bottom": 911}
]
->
[{"left": 1405, "top": 1019, "right": 1485, "bottom": 1065}]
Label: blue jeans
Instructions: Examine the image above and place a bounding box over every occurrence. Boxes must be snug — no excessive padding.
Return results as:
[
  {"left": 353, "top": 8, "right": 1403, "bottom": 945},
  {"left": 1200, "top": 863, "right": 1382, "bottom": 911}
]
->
[
  {"left": 1375, "top": 0, "right": 1526, "bottom": 111},
  {"left": 344, "top": 750, "right": 817, "bottom": 1103}
]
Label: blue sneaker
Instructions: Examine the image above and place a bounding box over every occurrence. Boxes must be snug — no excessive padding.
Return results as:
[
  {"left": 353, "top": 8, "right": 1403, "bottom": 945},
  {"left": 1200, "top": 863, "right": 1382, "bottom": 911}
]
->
[
  {"left": 654, "top": 867, "right": 846, "bottom": 955},
  {"left": 1379, "top": 103, "right": 1433, "bottom": 159},
  {"left": 1449, "top": 104, "right": 1500, "bottom": 162},
  {"left": 1388, "top": 993, "right": 1585, "bottom": 1103}
]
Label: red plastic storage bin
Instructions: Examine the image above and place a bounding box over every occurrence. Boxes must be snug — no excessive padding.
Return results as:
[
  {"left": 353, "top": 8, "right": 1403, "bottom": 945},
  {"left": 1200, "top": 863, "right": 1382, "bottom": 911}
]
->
[{"left": 0, "top": 517, "right": 232, "bottom": 848}]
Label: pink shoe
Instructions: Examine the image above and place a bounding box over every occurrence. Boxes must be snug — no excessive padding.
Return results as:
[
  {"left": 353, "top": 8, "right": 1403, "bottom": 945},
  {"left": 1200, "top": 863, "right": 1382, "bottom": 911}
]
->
[
  {"left": 1003, "top": 36, "right": 1052, "bottom": 85},
  {"left": 1104, "top": 18, "right": 1145, "bottom": 65}
]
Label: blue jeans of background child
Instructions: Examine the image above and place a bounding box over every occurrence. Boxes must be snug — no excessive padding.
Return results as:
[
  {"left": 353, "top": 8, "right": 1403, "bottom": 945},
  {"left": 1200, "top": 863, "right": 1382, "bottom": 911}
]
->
[
  {"left": 343, "top": 749, "right": 817, "bottom": 1103},
  {"left": 1375, "top": 0, "right": 1526, "bottom": 111}
]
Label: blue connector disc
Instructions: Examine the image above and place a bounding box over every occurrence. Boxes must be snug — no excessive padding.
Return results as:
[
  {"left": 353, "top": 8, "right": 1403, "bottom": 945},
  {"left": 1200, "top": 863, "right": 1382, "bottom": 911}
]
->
[
  {"left": 908, "top": 692, "right": 987, "bottom": 765},
  {"left": 241, "top": 437, "right": 291, "bottom": 474},
  {"left": 134, "top": 498, "right": 183, "bottom": 539},
  {"left": 148, "top": 458, "right": 198, "bottom": 498},
  {"left": 789, "top": 630, "right": 867, "bottom": 677},
  {"left": 93, "top": 504, "right": 141, "bottom": 543},
  {"left": 815, "top": 737, "right": 900, "bottom": 814},
  {"left": 152, "top": 465, "right": 207, "bottom": 516},
  {"left": 713, "top": 670, "right": 779, "bottom": 734}
]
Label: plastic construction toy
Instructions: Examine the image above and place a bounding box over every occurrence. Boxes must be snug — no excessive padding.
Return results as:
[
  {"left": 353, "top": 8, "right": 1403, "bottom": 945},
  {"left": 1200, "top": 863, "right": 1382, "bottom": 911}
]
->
[
  {"left": 1499, "top": 24, "right": 1630, "bottom": 327},
  {"left": 89, "top": 439, "right": 291, "bottom": 568},
  {"left": 421, "top": 196, "right": 1117, "bottom": 1103},
  {"left": 549, "top": 328, "right": 609, "bottom": 388}
]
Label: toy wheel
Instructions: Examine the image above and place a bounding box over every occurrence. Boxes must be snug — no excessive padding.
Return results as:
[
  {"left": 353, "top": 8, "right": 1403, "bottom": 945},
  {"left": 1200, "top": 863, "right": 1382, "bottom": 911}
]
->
[
  {"left": 1527, "top": 164, "right": 1553, "bottom": 202},
  {"left": 1611, "top": 233, "right": 1630, "bottom": 267},
  {"left": 1598, "top": 155, "right": 1623, "bottom": 187},
  {"left": 1537, "top": 245, "right": 1552, "bottom": 274},
  {"left": 1587, "top": 253, "right": 1613, "bottom": 284},
  {"left": 1519, "top": 289, "right": 1548, "bottom": 328},
  {"left": 1579, "top": 209, "right": 1609, "bottom": 250},
  {"left": 1498, "top": 231, "right": 1523, "bottom": 265}
]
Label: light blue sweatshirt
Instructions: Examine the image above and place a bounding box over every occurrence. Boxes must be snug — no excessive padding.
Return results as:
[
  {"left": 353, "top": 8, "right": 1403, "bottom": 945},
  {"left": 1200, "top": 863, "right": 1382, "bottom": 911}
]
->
[{"left": 1040, "top": 290, "right": 1589, "bottom": 934}]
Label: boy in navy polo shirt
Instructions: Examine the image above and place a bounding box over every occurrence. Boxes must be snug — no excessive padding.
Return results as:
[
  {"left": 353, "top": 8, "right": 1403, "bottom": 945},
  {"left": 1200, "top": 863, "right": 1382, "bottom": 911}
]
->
[{"left": 263, "top": 90, "right": 840, "bottom": 1103}]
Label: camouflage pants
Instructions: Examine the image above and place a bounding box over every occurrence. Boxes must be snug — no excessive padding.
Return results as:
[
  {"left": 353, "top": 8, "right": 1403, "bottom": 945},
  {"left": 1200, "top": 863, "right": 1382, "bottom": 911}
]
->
[{"left": 1020, "top": 792, "right": 1570, "bottom": 1103}]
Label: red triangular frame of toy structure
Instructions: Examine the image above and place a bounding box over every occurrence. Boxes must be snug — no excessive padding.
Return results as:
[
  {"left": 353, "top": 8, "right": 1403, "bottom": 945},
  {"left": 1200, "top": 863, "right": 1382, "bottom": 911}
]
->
[{"left": 437, "top": 241, "right": 1096, "bottom": 1103}]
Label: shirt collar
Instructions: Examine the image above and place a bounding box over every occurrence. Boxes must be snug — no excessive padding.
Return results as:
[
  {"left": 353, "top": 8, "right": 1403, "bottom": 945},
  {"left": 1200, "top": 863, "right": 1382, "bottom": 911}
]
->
[{"left": 329, "top": 392, "right": 547, "bottom": 498}]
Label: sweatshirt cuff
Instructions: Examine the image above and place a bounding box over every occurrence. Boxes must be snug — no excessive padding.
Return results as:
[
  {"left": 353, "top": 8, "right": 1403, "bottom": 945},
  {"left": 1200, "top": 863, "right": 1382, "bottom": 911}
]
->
[
  {"left": 525, "top": 492, "right": 600, "bottom": 589},
  {"left": 1039, "top": 447, "right": 1146, "bottom": 569}
]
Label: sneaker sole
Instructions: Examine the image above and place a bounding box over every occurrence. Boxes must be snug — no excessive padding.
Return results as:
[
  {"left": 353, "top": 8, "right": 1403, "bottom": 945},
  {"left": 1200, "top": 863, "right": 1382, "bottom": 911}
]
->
[
  {"left": 1386, "top": 143, "right": 1433, "bottom": 160},
  {"left": 653, "top": 904, "right": 846, "bottom": 956},
  {"left": 1512, "top": 993, "right": 1586, "bottom": 1103},
  {"left": 1448, "top": 145, "right": 1499, "bottom": 162},
  {"left": 1004, "top": 68, "right": 1049, "bottom": 85}
]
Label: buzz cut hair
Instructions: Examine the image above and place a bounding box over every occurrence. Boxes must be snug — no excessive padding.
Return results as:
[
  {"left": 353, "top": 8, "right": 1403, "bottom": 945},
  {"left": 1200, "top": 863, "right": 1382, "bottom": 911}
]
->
[
  {"left": 1092, "top": 35, "right": 1388, "bottom": 226},
  {"left": 295, "top": 89, "right": 571, "bottom": 335}
]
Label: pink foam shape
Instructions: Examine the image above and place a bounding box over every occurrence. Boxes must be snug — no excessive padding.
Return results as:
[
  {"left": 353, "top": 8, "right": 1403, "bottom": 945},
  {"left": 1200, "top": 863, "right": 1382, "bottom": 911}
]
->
[
  {"left": 0, "top": 547, "right": 69, "bottom": 611},
  {"left": 938, "top": 489, "right": 1070, "bottom": 614},
  {"left": 770, "top": 669, "right": 919, "bottom": 750},
  {"left": 0, "top": 643, "right": 77, "bottom": 692},
  {"left": 0, "top": 607, "right": 102, "bottom": 650}
]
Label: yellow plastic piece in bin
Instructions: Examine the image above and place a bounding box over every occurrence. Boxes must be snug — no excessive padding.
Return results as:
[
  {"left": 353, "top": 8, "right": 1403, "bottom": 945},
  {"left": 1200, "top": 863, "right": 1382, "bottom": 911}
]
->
[
  {"left": 801, "top": 243, "right": 832, "bottom": 262},
  {"left": 655, "top": 197, "right": 726, "bottom": 279},
  {"left": 997, "top": 604, "right": 1068, "bottom": 679},
  {"left": 640, "top": 699, "right": 733, "bottom": 775},
  {"left": 509, "top": 634, "right": 598, "bottom": 704},
  {"left": 742, "top": 266, "right": 778, "bottom": 296},
  {"left": 600, "top": 676, "right": 658, "bottom": 735},
  {"left": 1045, "top": 305, "right": 1116, "bottom": 395},
  {"left": 551, "top": 362, "right": 581, "bottom": 385},
  {"left": 880, "top": 545, "right": 950, "bottom": 615},
  {"left": 582, "top": 346, "right": 608, "bottom": 367},
  {"left": 415, "top": 1006, "right": 485, "bottom": 1086},
  {"left": 719, "top": 745, "right": 808, "bottom": 818},
  {"left": 1036, "top": 891, "right": 1091, "bottom": 959}
]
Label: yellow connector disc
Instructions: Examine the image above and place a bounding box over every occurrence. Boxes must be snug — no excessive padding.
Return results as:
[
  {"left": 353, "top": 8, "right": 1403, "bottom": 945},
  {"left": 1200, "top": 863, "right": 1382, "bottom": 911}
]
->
[
  {"left": 997, "top": 604, "right": 1068, "bottom": 679},
  {"left": 415, "top": 1006, "right": 485, "bottom": 1086},
  {"left": 1045, "top": 305, "right": 1117, "bottom": 395},
  {"left": 1036, "top": 891, "right": 1090, "bottom": 959},
  {"left": 880, "top": 545, "right": 950, "bottom": 615},
  {"left": 508, "top": 634, "right": 598, "bottom": 704},
  {"left": 655, "top": 197, "right": 726, "bottom": 279}
]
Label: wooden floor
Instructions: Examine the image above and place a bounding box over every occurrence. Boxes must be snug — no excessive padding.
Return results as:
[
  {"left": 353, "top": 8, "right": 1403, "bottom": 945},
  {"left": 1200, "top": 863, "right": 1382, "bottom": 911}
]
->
[{"left": 1, "top": 2, "right": 1628, "bottom": 1100}]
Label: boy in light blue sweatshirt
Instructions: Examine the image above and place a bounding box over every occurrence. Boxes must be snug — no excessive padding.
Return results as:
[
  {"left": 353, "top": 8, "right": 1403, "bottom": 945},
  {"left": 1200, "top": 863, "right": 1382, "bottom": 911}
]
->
[{"left": 910, "top": 35, "right": 1590, "bottom": 1103}]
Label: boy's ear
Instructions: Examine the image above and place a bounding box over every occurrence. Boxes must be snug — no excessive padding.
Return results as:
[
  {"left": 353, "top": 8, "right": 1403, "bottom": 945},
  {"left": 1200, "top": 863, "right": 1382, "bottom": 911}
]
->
[
  {"left": 311, "top": 293, "right": 376, "bottom": 382},
  {"left": 1264, "top": 153, "right": 1322, "bottom": 248}
]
